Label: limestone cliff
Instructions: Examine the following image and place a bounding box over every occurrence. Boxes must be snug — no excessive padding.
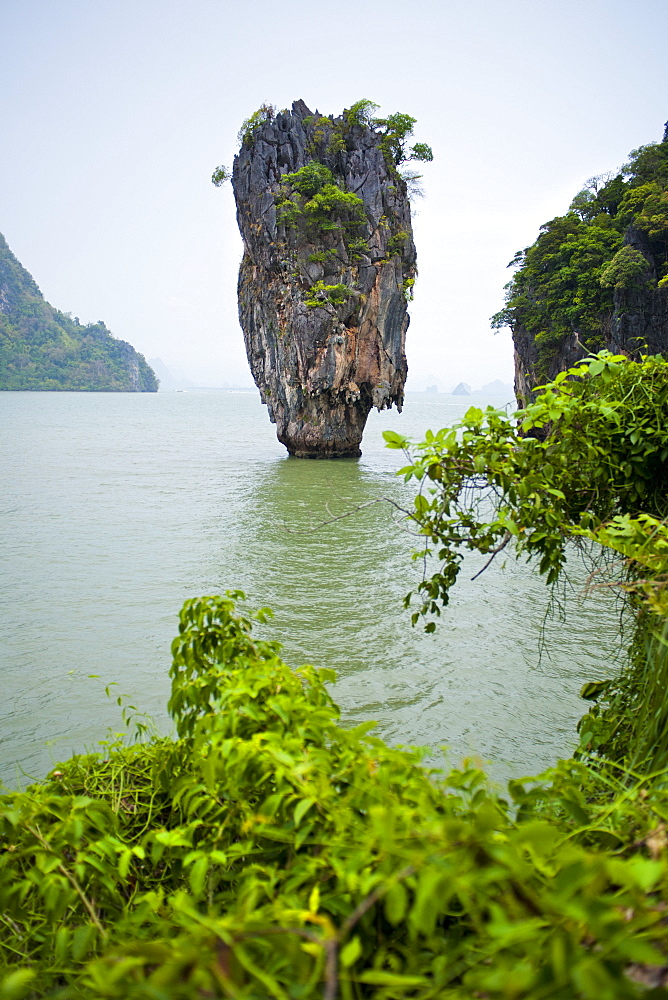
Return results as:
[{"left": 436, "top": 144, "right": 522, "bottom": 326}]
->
[
  {"left": 498, "top": 129, "right": 668, "bottom": 401},
  {"left": 513, "top": 227, "right": 668, "bottom": 400},
  {"left": 513, "top": 251, "right": 668, "bottom": 403},
  {"left": 232, "top": 100, "right": 417, "bottom": 457},
  {"left": 0, "top": 233, "right": 158, "bottom": 391}
]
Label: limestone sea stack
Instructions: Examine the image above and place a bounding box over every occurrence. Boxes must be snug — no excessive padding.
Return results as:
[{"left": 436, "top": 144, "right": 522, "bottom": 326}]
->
[{"left": 232, "top": 100, "right": 418, "bottom": 457}]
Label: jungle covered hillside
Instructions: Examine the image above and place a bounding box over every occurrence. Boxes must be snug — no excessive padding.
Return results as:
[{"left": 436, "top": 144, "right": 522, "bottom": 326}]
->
[
  {"left": 0, "top": 234, "right": 157, "bottom": 392},
  {"left": 493, "top": 126, "right": 668, "bottom": 395}
]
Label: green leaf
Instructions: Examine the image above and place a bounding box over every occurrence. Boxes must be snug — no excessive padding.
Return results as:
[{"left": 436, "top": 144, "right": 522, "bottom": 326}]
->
[
  {"left": 626, "top": 856, "right": 664, "bottom": 892},
  {"left": 72, "top": 924, "right": 96, "bottom": 962},
  {"left": 340, "top": 935, "right": 362, "bottom": 968},
  {"left": 384, "top": 882, "right": 408, "bottom": 925},
  {"left": 0, "top": 970, "right": 36, "bottom": 1000},
  {"left": 414, "top": 493, "right": 429, "bottom": 514},
  {"left": 294, "top": 797, "right": 316, "bottom": 826},
  {"left": 188, "top": 855, "right": 209, "bottom": 896},
  {"left": 382, "top": 430, "right": 408, "bottom": 448},
  {"left": 580, "top": 680, "right": 609, "bottom": 701},
  {"left": 358, "top": 971, "right": 429, "bottom": 986},
  {"left": 118, "top": 847, "right": 133, "bottom": 878}
]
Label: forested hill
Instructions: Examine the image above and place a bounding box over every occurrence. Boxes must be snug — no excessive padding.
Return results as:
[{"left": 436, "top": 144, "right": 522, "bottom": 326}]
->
[
  {"left": 494, "top": 124, "right": 668, "bottom": 399},
  {"left": 0, "top": 233, "right": 158, "bottom": 391}
]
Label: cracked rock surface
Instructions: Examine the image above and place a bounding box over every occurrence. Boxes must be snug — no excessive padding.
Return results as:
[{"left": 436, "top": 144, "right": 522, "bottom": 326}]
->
[{"left": 232, "top": 100, "right": 416, "bottom": 457}]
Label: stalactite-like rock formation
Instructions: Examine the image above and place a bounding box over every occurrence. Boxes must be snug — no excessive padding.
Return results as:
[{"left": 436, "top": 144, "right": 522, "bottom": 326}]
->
[{"left": 232, "top": 100, "right": 417, "bottom": 457}]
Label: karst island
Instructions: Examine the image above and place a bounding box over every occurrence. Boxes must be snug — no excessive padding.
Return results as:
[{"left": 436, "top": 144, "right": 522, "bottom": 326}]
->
[
  {"left": 214, "top": 99, "right": 432, "bottom": 457},
  {"left": 0, "top": 233, "right": 157, "bottom": 392}
]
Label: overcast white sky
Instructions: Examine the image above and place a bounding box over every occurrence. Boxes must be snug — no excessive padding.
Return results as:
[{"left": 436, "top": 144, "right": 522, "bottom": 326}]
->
[{"left": 2, "top": 0, "right": 667, "bottom": 390}]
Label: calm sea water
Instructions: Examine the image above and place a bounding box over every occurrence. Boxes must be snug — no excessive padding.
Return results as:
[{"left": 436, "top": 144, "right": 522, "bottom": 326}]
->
[{"left": 0, "top": 389, "right": 623, "bottom": 787}]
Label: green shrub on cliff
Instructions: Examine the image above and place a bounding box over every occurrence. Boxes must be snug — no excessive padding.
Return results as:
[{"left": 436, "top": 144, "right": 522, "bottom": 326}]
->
[
  {"left": 237, "top": 103, "right": 276, "bottom": 146},
  {"left": 276, "top": 163, "right": 367, "bottom": 237},
  {"left": 492, "top": 131, "right": 668, "bottom": 350},
  {"left": 599, "top": 244, "right": 654, "bottom": 291},
  {"left": 304, "top": 280, "right": 352, "bottom": 308}
]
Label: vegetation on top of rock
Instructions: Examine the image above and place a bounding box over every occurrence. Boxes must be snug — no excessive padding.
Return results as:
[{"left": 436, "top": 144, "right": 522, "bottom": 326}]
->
[
  {"left": 342, "top": 100, "right": 434, "bottom": 167},
  {"left": 492, "top": 129, "right": 668, "bottom": 379},
  {"left": 275, "top": 163, "right": 367, "bottom": 238},
  {"left": 256, "top": 101, "right": 430, "bottom": 304},
  {"left": 0, "top": 233, "right": 158, "bottom": 392},
  {"left": 237, "top": 102, "right": 276, "bottom": 146},
  {"left": 226, "top": 99, "right": 433, "bottom": 180}
]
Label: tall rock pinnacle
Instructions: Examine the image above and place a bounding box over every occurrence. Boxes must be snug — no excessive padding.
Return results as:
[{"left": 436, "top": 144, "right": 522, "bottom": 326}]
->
[{"left": 231, "top": 100, "right": 419, "bottom": 457}]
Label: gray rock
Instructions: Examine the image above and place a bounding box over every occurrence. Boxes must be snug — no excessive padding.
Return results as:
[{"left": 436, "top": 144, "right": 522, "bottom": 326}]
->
[{"left": 232, "top": 101, "right": 417, "bottom": 457}]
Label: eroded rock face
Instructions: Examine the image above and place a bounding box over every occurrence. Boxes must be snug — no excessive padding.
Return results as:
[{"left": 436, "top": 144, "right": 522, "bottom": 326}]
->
[
  {"left": 232, "top": 100, "right": 416, "bottom": 457},
  {"left": 608, "top": 227, "right": 668, "bottom": 358}
]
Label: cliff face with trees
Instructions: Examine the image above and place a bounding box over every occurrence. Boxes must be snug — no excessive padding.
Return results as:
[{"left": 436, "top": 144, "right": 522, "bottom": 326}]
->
[
  {"left": 0, "top": 233, "right": 158, "bottom": 391},
  {"left": 493, "top": 126, "right": 668, "bottom": 399},
  {"left": 228, "top": 100, "right": 430, "bottom": 457}
]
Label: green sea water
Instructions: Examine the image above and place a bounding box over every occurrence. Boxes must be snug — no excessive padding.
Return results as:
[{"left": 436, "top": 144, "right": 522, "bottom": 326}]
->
[{"left": 0, "top": 389, "right": 622, "bottom": 786}]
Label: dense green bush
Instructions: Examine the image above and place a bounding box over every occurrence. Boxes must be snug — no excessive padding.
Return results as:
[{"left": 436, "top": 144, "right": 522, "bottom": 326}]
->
[
  {"left": 3, "top": 591, "right": 668, "bottom": 999},
  {"left": 275, "top": 164, "right": 368, "bottom": 242},
  {"left": 4, "top": 357, "right": 668, "bottom": 997}
]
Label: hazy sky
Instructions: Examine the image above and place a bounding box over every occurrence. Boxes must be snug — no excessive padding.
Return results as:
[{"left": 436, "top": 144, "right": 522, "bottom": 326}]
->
[{"left": 2, "top": 0, "right": 668, "bottom": 390}]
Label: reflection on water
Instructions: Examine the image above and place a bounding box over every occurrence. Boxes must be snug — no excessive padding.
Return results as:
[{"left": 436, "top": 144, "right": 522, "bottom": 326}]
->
[
  {"left": 225, "top": 452, "right": 625, "bottom": 778},
  {"left": 0, "top": 390, "right": 624, "bottom": 787}
]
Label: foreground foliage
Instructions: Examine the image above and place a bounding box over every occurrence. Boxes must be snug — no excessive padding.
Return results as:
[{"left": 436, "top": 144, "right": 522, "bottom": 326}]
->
[
  {"left": 386, "top": 352, "right": 668, "bottom": 621},
  {"left": 4, "top": 356, "right": 668, "bottom": 997},
  {"left": 388, "top": 352, "right": 668, "bottom": 774},
  {"left": 3, "top": 593, "right": 668, "bottom": 999}
]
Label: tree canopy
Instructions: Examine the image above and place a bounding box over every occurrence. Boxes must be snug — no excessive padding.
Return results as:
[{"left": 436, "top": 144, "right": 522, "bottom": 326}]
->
[{"left": 492, "top": 136, "right": 668, "bottom": 352}]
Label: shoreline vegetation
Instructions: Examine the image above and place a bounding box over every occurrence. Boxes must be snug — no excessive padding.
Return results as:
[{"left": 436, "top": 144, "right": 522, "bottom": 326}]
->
[
  {"left": 0, "top": 234, "right": 158, "bottom": 392},
  {"left": 2, "top": 355, "right": 668, "bottom": 998}
]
